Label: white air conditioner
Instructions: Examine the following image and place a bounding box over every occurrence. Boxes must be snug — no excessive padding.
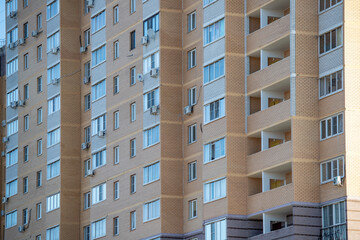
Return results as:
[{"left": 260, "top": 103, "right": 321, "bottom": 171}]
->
[
  {"left": 333, "top": 176, "right": 342, "bottom": 186},
  {"left": 18, "top": 225, "right": 24, "bottom": 232},
  {"left": 80, "top": 46, "right": 88, "bottom": 53},
  {"left": 87, "top": 0, "right": 94, "bottom": 8},
  {"left": 8, "top": 42, "right": 15, "bottom": 49},
  {"left": 51, "top": 78, "right": 60, "bottom": 85},
  {"left": 98, "top": 130, "right": 106, "bottom": 137},
  {"left": 18, "top": 100, "right": 26, "bottom": 107},
  {"left": 88, "top": 169, "right": 95, "bottom": 176},
  {"left": 10, "top": 101, "right": 18, "bottom": 108},
  {"left": 150, "top": 105, "right": 159, "bottom": 115},
  {"left": 184, "top": 105, "right": 193, "bottom": 115},
  {"left": 1, "top": 120, "right": 6, "bottom": 127},
  {"left": 10, "top": 11, "right": 17, "bottom": 18},
  {"left": 18, "top": 38, "right": 25, "bottom": 46},
  {"left": 2, "top": 137, "right": 9, "bottom": 143},
  {"left": 1, "top": 152, "right": 5, "bottom": 157},
  {"left": 51, "top": 47, "right": 60, "bottom": 54},
  {"left": 2, "top": 197, "right": 8, "bottom": 204},
  {"left": 136, "top": 74, "right": 143, "bottom": 82},
  {"left": 32, "top": 30, "right": 39, "bottom": 37},
  {"left": 83, "top": 76, "right": 91, "bottom": 84},
  {"left": 141, "top": 36, "right": 148, "bottom": 46},
  {"left": 81, "top": 142, "right": 90, "bottom": 150},
  {"left": 150, "top": 68, "right": 159, "bottom": 78}
]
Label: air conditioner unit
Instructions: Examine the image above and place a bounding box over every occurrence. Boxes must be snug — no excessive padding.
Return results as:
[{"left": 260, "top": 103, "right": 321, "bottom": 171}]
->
[
  {"left": 8, "top": 42, "right": 15, "bottom": 49},
  {"left": 10, "top": 101, "right": 18, "bottom": 108},
  {"left": 18, "top": 225, "right": 24, "bottom": 232},
  {"left": 51, "top": 47, "right": 60, "bottom": 54},
  {"left": 1, "top": 152, "right": 5, "bottom": 157},
  {"left": 88, "top": 169, "right": 95, "bottom": 176},
  {"left": 10, "top": 11, "right": 17, "bottom": 18},
  {"left": 32, "top": 30, "right": 39, "bottom": 37},
  {"left": 0, "top": 210, "right": 4, "bottom": 216},
  {"left": 19, "top": 38, "right": 25, "bottom": 46},
  {"left": 150, "top": 105, "right": 159, "bottom": 115},
  {"left": 2, "top": 137, "right": 9, "bottom": 143},
  {"left": 2, "top": 197, "right": 8, "bottom": 204},
  {"left": 141, "top": 36, "right": 148, "bottom": 46},
  {"left": 184, "top": 105, "right": 193, "bottom": 115},
  {"left": 98, "top": 130, "right": 106, "bottom": 137},
  {"left": 51, "top": 78, "right": 60, "bottom": 85},
  {"left": 150, "top": 68, "right": 159, "bottom": 78},
  {"left": 136, "top": 74, "right": 144, "bottom": 82},
  {"left": 80, "top": 46, "right": 88, "bottom": 53},
  {"left": 1, "top": 120, "right": 6, "bottom": 127},
  {"left": 87, "top": 0, "right": 94, "bottom": 8},
  {"left": 81, "top": 142, "right": 90, "bottom": 150},
  {"left": 18, "top": 100, "right": 26, "bottom": 107},
  {"left": 333, "top": 176, "right": 342, "bottom": 186},
  {"left": 83, "top": 76, "right": 91, "bottom": 84}
]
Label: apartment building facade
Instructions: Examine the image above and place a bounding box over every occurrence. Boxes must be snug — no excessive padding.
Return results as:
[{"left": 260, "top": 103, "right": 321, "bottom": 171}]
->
[{"left": 2, "top": 0, "right": 360, "bottom": 239}]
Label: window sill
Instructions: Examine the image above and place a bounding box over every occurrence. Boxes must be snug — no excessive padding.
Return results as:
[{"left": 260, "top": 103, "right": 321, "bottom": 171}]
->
[
  {"left": 47, "top": 175, "right": 60, "bottom": 181},
  {"left": 143, "top": 216, "right": 160, "bottom": 223},
  {"left": 189, "top": 216, "right": 198, "bottom": 221},
  {"left": 143, "top": 178, "right": 160, "bottom": 186},
  {"left": 204, "top": 155, "right": 226, "bottom": 165},
  {"left": 47, "top": 142, "right": 60, "bottom": 149},
  {"left": 143, "top": 141, "right": 160, "bottom": 150},
  {"left": 188, "top": 178, "right": 197, "bottom": 183},
  {"left": 92, "top": 199, "right": 106, "bottom": 206}
]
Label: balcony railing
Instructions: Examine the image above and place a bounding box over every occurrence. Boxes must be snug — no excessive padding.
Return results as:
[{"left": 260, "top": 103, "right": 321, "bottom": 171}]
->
[{"left": 321, "top": 224, "right": 346, "bottom": 240}]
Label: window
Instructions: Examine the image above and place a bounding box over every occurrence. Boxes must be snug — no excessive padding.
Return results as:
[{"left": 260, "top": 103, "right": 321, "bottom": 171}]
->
[
  {"left": 24, "top": 114, "right": 29, "bottom": 131},
  {"left": 7, "top": 88, "right": 19, "bottom": 107},
  {"left": 84, "top": 0, "right": 90, "bottom": 14},
  {"left": 320, "top": 112, "right": 343, "bottom": 140},
  {"left": 130, "top": 211, "right": 136, "bottom": 230},
  {"left": 47, "top": 128, "right": 60, "bottom": 147},
  {"left": 143, "top": 88, "right": 159, "bottom": 110},
  {"left": 204, "top": 138, "right": 226, "bottom": 163},
  {"left": 319, "top": 70, "right": 343, "bottom": 98},
  {"left": 130, "top": 67, "right": 136, "bottom": 85},
  {"left": 130, "top": 174, "right": 136, "bottom": 193},
  {"left": 204, "top": 0, "right": 217, "bottom": 6},
  {"left": 7, "top": 119, "right": 18, "bottom": 136},
  {"left": 85, "top": 94, "right": 91, "bottom": 111},
  {"left": 131, "top": 103, "right": 136, "bottom": 122},
  {"left": 114, "top": 41, "right": 119, "bottom": 59},
  {"left": 92, "top": 183, "right": 106, "bottom": 204},
  {"left": 188, "top": 49, "right": 196, "bottom": 69},
  {"left": 319, "top": 26, "right": 342, "bottom": 54},
  {"left": 23, "top": 0, "right": 28, "bottom": 7},
  {"left": 36, "top": 235, "right": 41, "bottom": 240},
  {"left": 188, "top": 87, "right": 197, "bottom": 106},
  {"left": 92, "top": 45, "right": 106, "bottom": 66},
  {"left": 37, "top": 139, "right": 42, "bottom": 155},
  {"left": 91, "top": 218, "right": 106, "bottom": 239},
  {"left": 143, "top": 162, "right": 160, "bottom": 184},
  {"left": 143, "top": 13, "right": 159, "bottom": 36},
  {"left": 24, "top": 53, "right": 29, "bottom": 69},
  {"left": 114, "top": 146, "right": 119, "bottom": 164},
  {"left": 47, "top": 160, "right": 60, "bottom": 179},
  {"left": 6, "top": 0, "right": 17, "bottom": 17},
  {"left": 84, "top": 159, "right": 91, "bottom": 176},
  {"left": 23, "top": 22, "right": 28, "bottom": 39},
  {"left": 113, "top": 217, "right": 119, "bottom": 235},
  {"left": 23, "top": 177, "right": 28, "bottom": 193},
  {"left": 37, "top": 171, "right": 42, "bottom": 187},
  {"left": 130, "top": 0, "right": 136, "bottom": 13},
  {"left": 37, "top": 13, "right": 42, "bottom": 30},
  {"left": 204, "top": 178, "right": 226, "bottom": 203},
  {"left": 189, "top": 199, "right": 197, "bottom": 219},
  {"left": 322, "top": 201, "right": 346, "bottom": 239},
  {"left": 24, "top": 145, "right": 29, "bottom": 162},
  {"left": 205, "top": 98, "right": 225, "bottom": 123},
  {"left": 36, "top": 203, "right": 42, "bottom": 220},
  {"left": 37, "top": 45, "right": 42, "bottom": 61},
  {"left": 92, "top": 149, "right": 106, "bottom": 169},
  {"left": 7, "top": 57, "right": 18, "bottom": 76},
  {"left": 84, "top": 192, "right": 91, "bottom": 210},
  {"left": 23, "top": 208, "right": 28, "bottom": 224},
  {"left": 130, "top": 31, "right": 136, "bottom": 50},
  {"left": 46, "top": 193, "right": 60, "bottom": 212},
  {"left": 113, "top": 76, "right": 119, "bottom": 94},
  {"left": 85, "top": 126, "right": 91, "bottom": 143},
  {"left": 6, "top": 148, "right": 18, "bottom": 167},
  {"left": 47, "top": 63, "right": 60, "bottom": 84},
  {"left": 130, "top": 138, "right": 136, "bottom": 158},
  {"left": 143, "top": 52, "right": 159, "bottom": 74},
  {"left": 91, "top": 114, "right": 106, "bottom": 136},
  {"left": 319, "top": 0, "right": 342, "bottom": 12},
  {"left": 143, "top": 125, "right": 160, "bottom": 148},
  {"left": 113, "top": 5, "right": 119, "bottom": 24},
  {"left": 47, "top": 31, "right": 60, "bottom": 52},
  {"left": 37, "top": 76, "right": 43, "bottom": 93},
  {"left": 204, "top": 19, "right": 225, "bottom": 45},
  {"left": 114, "top": 111, "right": 119, "bottom": 129},
  {"left": 84, "top": 225, "right": 90, "bottom": 240},
  {"left": 204, "top": 58, "right": 225, "bottom": 84},
  {"left": 188, "top": 124, "right": 197, "bottom": 144},
  {"left": 114, "top": 181, "right": 119, "bottom": 200},
  {"left": 91, "top": 80, "right": 106, "bottom": 101},
  {"left": 21, "top": 85, "right": 27, "bottom": 99},
  {"left": 188, "top": 11, "right": 196, "bottom": 32},
  {"left": 91, "top": 10, "right": 106, "bottom": 33},
  {"left": 84, "top": 61, "right": 91, "bottom": 79},
  {"left": 205, "top": 219, "right": 227, "bottom": 240},
  {"left": 84, "top": 29, "right": 91, "bottom": 46},
  {"left": 188, "top": 161, "right": 197, "bottom": 182},
  {"left": 143, "top": 199, "right": 160, "bottom": 222},
  {"left": 321, "top": 156, "right": 344, "bottom": 183},
  {"left": 37, "top": 108, "right": 43, "bottom": 124},
  {"left": 6, "top": 179, "right": 17, "bottom": 197},
  {"left": 5, "top": 210, "right": 17, "bottom": 229},
  {"left": 46, "top": 226, "right": 59, "bottom": 240},
  {"left": 7, "top": 27, "right": 18, "bottom": 44}
]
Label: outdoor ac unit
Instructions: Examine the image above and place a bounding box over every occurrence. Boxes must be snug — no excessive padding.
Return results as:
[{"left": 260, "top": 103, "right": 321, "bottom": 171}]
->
[
  {"left": 32, "top": 30, "right": 39, "bottom": 37},
  {"left": 150, "top": 105, "right": 159, "bottom": 115},
  {"left": 333, "top": 176, "right": 342, "bottom": 186},
  {"left": 88, "top": 169, "right": 95, "bottom": 176},
  {"left": 18, "top": 38, "right": 25, "bottom": 46},
  {"left": 18, "top": 225, "right": 24, "bottom": 232},
  {"left": 51, "top": 78, "right": 60, "bottom": 85},
  {"left": 18, "top": 100, "right": 26, "bottom": 107},
  {"left": 51, "top": 47, "right": 59, "bottom": 54},
  {"left": 10, "top": 101, "right": 18, "bottom": 108},
  {"left": 2, "top": 137, "right": 9, "bottom": 143},
  {"left": 141, "top": 36, "right": 148, "bottom": 46},
  {"left": 80, "top": 46, "right": 88, "bottom": 53},
  {"left": 87, "top": 0, "right": 94, "bottom": 8},
  {"left": 10, "top": 11, "right": 17, "bottom": 18},
  {"left": 83, "top": 76, "right": 91, "bottom": 84},
  {"left": 1, "top": 120, "right": 6, "bottom": 127},
  {"left": 150, "top": 68, "right": 159, "bottom": 78},
  {"left": 1, "top": 152, "right": 5, "bottom": 157},
  {"left": 184, "top": 105, "right": 193, "bottom": 115},
  {"left": 81, "top": 142, "right": 90, "bottom": 150},
  {"left": 136, "top": 74, "right": 143, "bottom": 82},
  {"left": 2, "top": 197, "right": 8, "bottom": 204},
  {"left": 98, "top": 130, "right": 106, "bottom": 137}
]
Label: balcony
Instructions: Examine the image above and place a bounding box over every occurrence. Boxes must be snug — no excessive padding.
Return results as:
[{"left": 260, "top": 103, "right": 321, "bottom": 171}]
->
[{"left": 321, "top": 224, "right": 346, "bottom": 240}]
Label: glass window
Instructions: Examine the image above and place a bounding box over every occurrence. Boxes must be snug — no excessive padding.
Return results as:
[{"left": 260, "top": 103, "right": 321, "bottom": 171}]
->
[
  {"left": 204, "top": 19, "right": 225, "bottom": 45},
  {"left": 204, "top": 138, "right": 226, "bottom": 163},
  {"left": 92, "top": 183, "right": 106, "bottom": 204},
  {"left": 204, "top": 58, "right": 225, "bottom": 84},
  {"left": 91, "top": 10, "right": 106, "bottom": 33},
  {"left": 143, "top": 199, "right": 160, "bottom": 222},
  {"left": 204, "top": 178, "right": 226, "bottom": 203},
  {"left": 188, "top": 11, "right": 196, "bottom": 32},
  {"left": 143, "top": 125, "right": 160, "bottom": 148},
  {"left": 92, "top": 45, "right": 106, "bottom": 66},
  {"left": 204, "top": 98, "right": 225, "bottom": 123},
  {"left": 47, "top": 160, "right": 60, "bottom": 179},
  {"left": 143, "top": 162, "right": 160, "bottom": 184},
  {"left": 47, "top": 0, "right": 59, "bottom": 19},
  {"left": 92, "top": 149, "right": 106, "bottom": 169},
  {"left": 91, "top": 80, "right": 106, "bottom": 101},
  {"left": 143, "top": 13, "right": 159, "bottom": 36}
]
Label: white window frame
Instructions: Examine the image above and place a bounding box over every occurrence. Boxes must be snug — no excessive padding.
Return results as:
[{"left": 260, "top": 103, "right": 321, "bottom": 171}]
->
[
  {"left": 205, "top": 218, "right": 227, "bottom": 240},
  {"left": 6, "top": 179, "right": 18, "bottom": 197},
  {"left": 319, "top": 0, "right": 343, "bottom": 13},
  {"left": 6, "top": 57, "right": 18, "bottom": 77},
  {"left": 143, "top": 52, "right": 159, "bottom": 74},
  {"left": 114, "top": 111, "right": 119, "bottom": 129},
  {"left": 114, "top": 40, "right": 119, "bottom": 59},
  {"left": 46, "top": 31, "right": 60, "bottom": 53},
  {"left": 113, "top": 5, "right": 119, "bottom": 24},
  {"left": 7, "top": 119, "right": 18, "bottom": 137},
  {"left": 113, "top": 75, "right": 119, "bottom": 94},
  {"left": 46, "top": 0, "right": 59, "bottom": 20},
  {"left": 188, "top": 87, "right": 197, "bottom": 106},
  {"left": 36, "top": 203, "right": 42, "bottom": 220},
  {"left": 47, "top": 63, "right": 60, "bottom": 85},
  {"left": 188, "top": 124, "right": 197, "bottom": 144},
  {"left": 143, "top": 125, "right": 160, "bottom": 148},
  {"left": 130, "top": 0, "right": 136, "bottom": 14},
  {"left": 91, "top": 114, "right": 106, "bottom": 136},
  {"left": 48, "top": 95, "right": 61, "bottom": 115},
  {"left": 91, "top": 10, "right": 106, "bottom": 34},
  {"left": 322, "top": 201, "right": 346, "bottom": 238},
  {"left": 319, "top": 26, "right": 343, "bottom": 55},
  {"left": 320, "top": 112, "right": 344, "bottom": 140},
  {"left": 188, "top": 48, "right": 196, "bottom": 69},
  {"left": 84, "top": 192, "right": 91, "bottom": 210},
  {"left": 6, "top": 148, "right": 18, "bottom": 167},
  {"left": 114, "top": 181, "right": 119, "bottom": 200},
  {"left": 130, "top": 67, "right": 136, "bottom": 85},
  {"left": 91, "top": 79, "right": 106, "bottom": 101},
  {"left": 47, "top": 128, "right": 60, "bottom": 147},
  {"left": 203, "top": 18, "right": 225, "bottom": 45},
  {"left": 204, "top": 138, "right": 226, "bottom": 163},
  {"left": 47, "top": 160, "right": 60, "bottom": 180},
  {"left": 204, "top": 98, "right": 226, "bottom": 124},
  {"left": 188, "top": 11, "right": 196, "bottom": 32},
  {"left": 203, "top": 177, "right": 227, "bottom": 203},
  {"left": 46, "top": 193, "right": 60, "bottom": 212},
  {"left": 143, "top": 198, "right": 160, "bottom": 222},
  {"left": 130, "top": 174, "right": 136, "bottom": 194},
  {"left": 92, "top": 182, "right": 106, "bottom": 205},
  {"left": 143, "top": 88, "right": 159, "bottom": 111},
  {"left": 91, "top": 45, "right": 106, "bottom": 67},
  {"left": 5, "top": 210, "right": 17, "bottom": 229},
  {"left": 203, "top": 58, "right": 225, "bottom": 84},
  {"left": 114, "top": 146, "right": 119, "bottom": 164},
  {"left": 319, "top": 69, "right": 343, "bottom": 99},
  {"left": 92, "top": 149, "right": 106, "bottom": 169},
  {"left": 46, "top": 225, "right": 60, "bottom": 240},
  {"left": 91, "top": 218, "right": 106, "bottom": 239},
  {"left": 143, "top": 161, "right": 160, "bottom": 185},
  {"left": 189, "top": 199, "right": 197, "bottom": 219},
  {"left": 320, "top": 156, "right": 344, "bottom": 184},
  {"left": 188, "top": 161, "right": 197, "bottom": 182},
  {"left": 131, "top": 102, "right": 136, "bottom": 122},
  {"left": 130, "top": 211, "right": 136, "bottom": 230}
]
